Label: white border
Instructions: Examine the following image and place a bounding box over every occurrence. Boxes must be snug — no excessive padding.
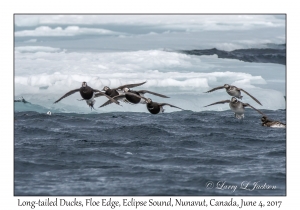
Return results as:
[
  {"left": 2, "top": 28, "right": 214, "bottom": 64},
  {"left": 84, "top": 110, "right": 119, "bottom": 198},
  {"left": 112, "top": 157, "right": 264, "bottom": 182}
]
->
[{"left": 2, "top": 0, "right": 297, "bottom": 209}]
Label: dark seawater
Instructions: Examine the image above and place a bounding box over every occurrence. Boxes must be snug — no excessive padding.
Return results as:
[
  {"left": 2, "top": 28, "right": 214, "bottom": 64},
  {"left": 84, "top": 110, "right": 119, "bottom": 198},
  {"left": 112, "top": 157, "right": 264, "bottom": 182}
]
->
[
  {"left": 14, "top": 109, "right": 286, "bottom": 196},
  {"left": 179, "top": 47, "right": 286, "bottom": 65}
]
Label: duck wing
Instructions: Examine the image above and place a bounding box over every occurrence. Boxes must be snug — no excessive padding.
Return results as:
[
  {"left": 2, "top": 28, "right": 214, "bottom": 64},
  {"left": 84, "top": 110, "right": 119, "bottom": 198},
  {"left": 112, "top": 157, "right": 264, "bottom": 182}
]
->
[
  {"left": 204, "top": 86, "right": 225, "bottom": 93},
  {"left": 99, "top": 95, "right": 125, "bottom": 108},
  {"left": 94, "top": 92, "right": 106, "bottom": 98},
  {"left": 243, "top": 103, "right": 265, "bottom": 116},
  {"left": 93, "top": 90, "right": 120, "bottom": 105},
  {"left": 204, "top": 100, "right": 230, "bottom": 107},
  {"left": 158, "top": 103, "right": 184, "bottom": 110},
  {"left": 54, "top": 89, "right": 80, "bottom": 103},
  {"left": 137, "top": 90, "right": 169, "bottom": 98},
  {"left": 116, "top": 81, "right": 147, "bottom": 90},
  {"left": 239, "top": 88, "right": 262, "bottom": 106},
  {"left": 125, "top": 91, "right": 147, "bottom": 99}
]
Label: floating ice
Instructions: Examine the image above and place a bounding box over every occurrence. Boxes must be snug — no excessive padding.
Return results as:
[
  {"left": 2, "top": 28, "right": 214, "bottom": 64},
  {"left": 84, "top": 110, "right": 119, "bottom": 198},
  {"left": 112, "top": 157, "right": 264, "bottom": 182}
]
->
[{"left": 15, "top": 49, "right": 285, "bottom": 113}]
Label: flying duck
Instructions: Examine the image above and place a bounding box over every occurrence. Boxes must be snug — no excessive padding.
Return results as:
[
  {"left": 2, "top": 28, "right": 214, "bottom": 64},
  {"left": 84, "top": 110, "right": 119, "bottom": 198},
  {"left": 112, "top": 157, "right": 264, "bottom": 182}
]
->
[
  {"left": 204, "top": 84, "right": 262, "bottom": 106},
  {"left": 54, "top": 81, "right": 120, "bottom": 110},
  {"left": 204, "top": 97, "right": 264, "bottom": 119}
]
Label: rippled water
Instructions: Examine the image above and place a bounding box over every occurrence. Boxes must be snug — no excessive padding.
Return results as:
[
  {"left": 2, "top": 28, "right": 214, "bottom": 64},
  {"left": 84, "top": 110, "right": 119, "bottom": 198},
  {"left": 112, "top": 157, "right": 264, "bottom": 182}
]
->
[{"left": 14, "top": 109, "right": 286, "bottom": 196}]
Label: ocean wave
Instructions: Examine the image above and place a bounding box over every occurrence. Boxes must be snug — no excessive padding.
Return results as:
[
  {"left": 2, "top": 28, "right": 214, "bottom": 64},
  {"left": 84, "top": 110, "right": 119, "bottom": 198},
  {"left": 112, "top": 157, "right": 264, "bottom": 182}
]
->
[{"left": 14, "top": 110, "right": 286, "bottom": 195}]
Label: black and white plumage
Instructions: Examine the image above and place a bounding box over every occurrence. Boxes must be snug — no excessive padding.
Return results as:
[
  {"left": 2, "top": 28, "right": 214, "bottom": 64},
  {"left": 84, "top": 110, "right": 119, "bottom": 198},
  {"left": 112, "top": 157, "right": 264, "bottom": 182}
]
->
[
  {"left": 122, "top": 87, "right": 169, "bottom": 104},
  {"left": 205, "top": 84, "right": 262, "bottom": 106},
  {"left": 53, "top": 81, "right": 120, "bottom": 110},
  {"left": 96, "top": 81, "right": 147, "bottom": 98},
  {"left": 261, "top": 116, "right": 286, "bottom": 128},
  {"left": 99, "top": 92, "right": 146, "bottom": 108},
  {"left": 204, "top": 97, "right": 264, "bottom": 119},
  {"left": 144, "top": 98, "right": 184, "bottom": 114}
]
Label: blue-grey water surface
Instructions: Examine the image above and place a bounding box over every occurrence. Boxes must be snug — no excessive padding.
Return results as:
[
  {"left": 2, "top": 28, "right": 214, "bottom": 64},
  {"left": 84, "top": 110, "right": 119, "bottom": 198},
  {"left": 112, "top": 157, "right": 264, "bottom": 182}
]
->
[{"left": 14, "top": 107, "right": 286, "bottom": 196}]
